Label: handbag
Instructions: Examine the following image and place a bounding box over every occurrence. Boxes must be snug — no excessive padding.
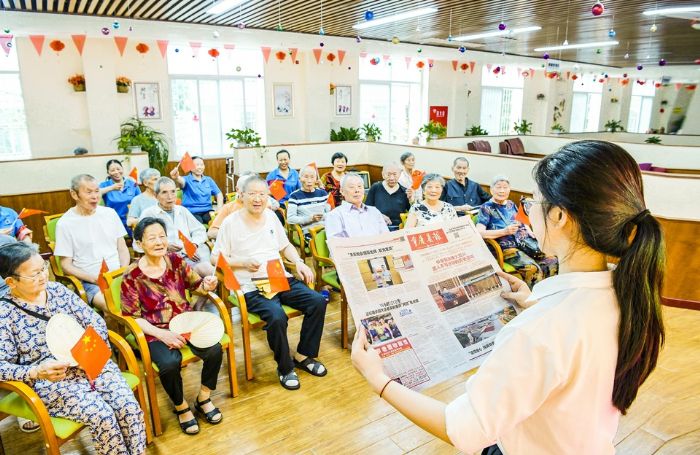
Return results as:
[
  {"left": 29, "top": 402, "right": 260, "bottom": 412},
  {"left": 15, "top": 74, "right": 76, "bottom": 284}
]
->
[{"left": 490, "top": 204, "right": 545, "bottom": 260}]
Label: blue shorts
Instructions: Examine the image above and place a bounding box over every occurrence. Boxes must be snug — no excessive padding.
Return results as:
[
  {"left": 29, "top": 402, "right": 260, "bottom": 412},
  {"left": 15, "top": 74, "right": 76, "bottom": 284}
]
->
[{"left": 81, "top": 281, "right": 101, "bottom": 304}]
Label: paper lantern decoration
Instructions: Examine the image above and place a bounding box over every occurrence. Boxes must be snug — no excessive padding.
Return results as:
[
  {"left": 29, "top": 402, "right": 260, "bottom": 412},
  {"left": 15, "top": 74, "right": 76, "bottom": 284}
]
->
[
  {"left": 543, "top": 53, "right": 550, "bottom": 60},
  {"left": 365, "top": 10, "right": 374, "bottom": 21},
  {"left": 660, "top": 108, "right": 665, "bottom": 113},
  {"left": 391, "top": 36, "right": 400, "bottom": 45},
  {"left": 608, "top": 29, "right": 616, "bottom": 38},
  {"left": 327, "top": 52, "right": 336, "bottom": 62},
  {"left": 591, "top": 2, "right": 605, "bottom": 16},
  {"left": 623, "top": 73, "right": 628, "bottom": 78},
  {"left": 416, "top": 61, "right": 425, "bottom": 69},
  {"left": 458, "top": 46, "right": 466, "bottom": 53},
  {"left": 370, "top": 57, "right": 380, "bottom": 65},
  {"left": 101, "top": 27, "right": 110, "bottom": 35},
  {"left": 49, "top": 40, "right": 65, "bottom": 52},
  {"left": 637, "top": 64, "right": 643, "bottom": 70},
  {"left": 493, "top": 66, "right": 501, "bottom": 74},
  {"left": 208, "top": 48, "right": 220, "bottom": 58},
  {"left": 658, "top": 59, "right": 667, "bottom": 66},
  {"left": 135, "top": 43, "right": 149, "bottom": 54},
  {"left": 498, "top": 22, "right": 507, "bottom": 31},
  {"left": 275, "top": 51, "right": 286, "bottom": 61},
  {"left": 112, "top": 21, "right": 120, "bottom": 29},
  {"left": 460, "top": 63, "right": 468, "bottom": 71},
  {"left": 572, "top": 74, "right": 578, "bottom": 80}
]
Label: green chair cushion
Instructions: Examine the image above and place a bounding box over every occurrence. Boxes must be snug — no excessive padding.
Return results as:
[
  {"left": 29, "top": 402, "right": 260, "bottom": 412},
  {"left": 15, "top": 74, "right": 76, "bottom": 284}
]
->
[
  {"left": 47, "top": 218, "right": 60, "bottom": 243},
  {"left": 321, "top": 270, "right": 340, "bottom": 290},
  {"left": 312, "top": 229, "right": 330, "bottom": 259},
  {"left": 227, "top": 295, "right": 298, "bottom": 325},
  {"left": 503, "top": 262, "right": 516, "bottom": 273}
]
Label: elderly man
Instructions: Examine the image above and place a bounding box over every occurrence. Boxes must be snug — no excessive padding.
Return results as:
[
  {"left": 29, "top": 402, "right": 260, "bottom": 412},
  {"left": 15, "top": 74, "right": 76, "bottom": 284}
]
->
[
  {"left": 286, "top": 165, "right": 330, "bottom": 238},
  {"left": 440, "top": 157, "right": 491, "bottom": 216},
  {"left": 212, "top": 175, "right": 327, "bottom": 390},
  {"left": 54, "top": 174, "right": 130, "bottom": 311},
  {"left": 365, "top": 163, "right": 411, "bottom": 231},
  {"left": 325, "top": 173, "right": 389, "bottom": 238},
  {"left": 170, "top": 156, "right": 224, "bottom": 225},
  {"left": 139, "top": 177, "right": 213, "bottom": 277}
]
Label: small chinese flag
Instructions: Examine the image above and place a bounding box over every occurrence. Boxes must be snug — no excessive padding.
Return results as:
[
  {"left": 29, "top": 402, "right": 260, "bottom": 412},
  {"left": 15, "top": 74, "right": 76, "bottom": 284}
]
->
[
  {"left": 179, "top": 152, "right": 196, "bottom": 174},
  {"left": 327, "top": 192, "right": 336, "bottom": 209},
  {"left": 178, "top": 230, "right": 197, "bottom": 259},
  {"left": 216, "top": 254, "right": 240, "bottom": 291},
  {"left": 128, "top": 167, "right": 138, "bottom": 183},
  {"left": 514, "top": 203, "right": 531, "bottom": 225},
  {"left": 96, "top": 259, "right": 109, "bottom": 293},
  {"left": 269, "top": 180, "right": 287, "bottom": 201},
  {"left": 267, "top": 259, "right": 290, "bottom": 292},
  {"left": 18, "top": 208, "right": 48, "bottom": 220},
  {"left": 411, "top": 170, "right": 425, "bottom": 190},
  {"left": 70, "top": 326, "right": 111, "bottom": 382}
]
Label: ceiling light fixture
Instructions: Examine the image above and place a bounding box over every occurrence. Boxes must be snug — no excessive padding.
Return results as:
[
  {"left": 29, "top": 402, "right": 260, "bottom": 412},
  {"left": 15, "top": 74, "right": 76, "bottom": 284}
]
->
[
  {"left": 452, "top": 26, "right": 541, "bottom": 42},
  {"left": 352, "top": 7, "right": 437, "bottom": 30},
  {"left": 535, "top": 41, "right": 619, "bottom": 52},
  {"left": 206, "top": 0, "right": 247, "bottom": 15},
  {"left": 642, "top": 6, "right": 700, "bottom": 16}
]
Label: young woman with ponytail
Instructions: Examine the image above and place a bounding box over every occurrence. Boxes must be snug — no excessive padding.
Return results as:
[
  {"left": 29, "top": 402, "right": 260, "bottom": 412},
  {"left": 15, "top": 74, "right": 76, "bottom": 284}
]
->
[{"left": 351, "top": 140, "right": 665, "bottom": 454}]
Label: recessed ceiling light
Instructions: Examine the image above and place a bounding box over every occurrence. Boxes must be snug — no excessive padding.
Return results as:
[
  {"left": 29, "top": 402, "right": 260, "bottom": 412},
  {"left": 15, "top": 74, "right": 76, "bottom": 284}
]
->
[
  {"left": 534, "top": 41, "right": 619, "bottom": 52},
  {"left": 452, "top": 26, "right": 541, "bottom": 42},
  {"left": 205, "top": 0, "right": 247, "bottom": 15},
  {"left": 352, "top": 7, "right": 438, "bottom": 30},
  {"left": 642, "top": 6, "right": 700, "bottom": 16}
]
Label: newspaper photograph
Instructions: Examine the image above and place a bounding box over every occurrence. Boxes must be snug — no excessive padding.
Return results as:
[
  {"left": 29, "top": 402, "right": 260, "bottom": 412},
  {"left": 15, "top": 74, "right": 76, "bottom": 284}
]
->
[{"left": 328, "top": 217, "right": 516, "bottom": 390}]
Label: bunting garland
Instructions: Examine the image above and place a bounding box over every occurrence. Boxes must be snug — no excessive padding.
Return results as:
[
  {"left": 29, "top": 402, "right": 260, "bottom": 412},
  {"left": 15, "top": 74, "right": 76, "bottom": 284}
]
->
[
  {"left": 0, "top": 35, "right": 12, "bottom": 56},
  {"left": 405, "top": 56, "right": 411, "bottom": 69},
  {"left": 71, "top": 34, "right": 86, "bottom": 55},
  {"left": 189, "top": 41, "right": 202, "bottom": 57},
  {"left": 312, "top": 48, "right": 322, "bottom": 63},
  {"left": 261, "top": 46, "right": 271, "bottom": 63},
  {"left": 337, "top": 49, "right": 346, "bottom": 65},
  {"left": 451, "top": 60, "right": 458, "bottom": 71},
  {"left": 114, "top": 36, "right": 128, "bottom": 56},
  {"left": 29, "top": 35, "right": 45, "bottom": 56},
  {"left": 289, "top": 47, "right": 298, "bottom": 62},
  {"left": 156, "top": 39, "right": 169, "bottom": 58}
]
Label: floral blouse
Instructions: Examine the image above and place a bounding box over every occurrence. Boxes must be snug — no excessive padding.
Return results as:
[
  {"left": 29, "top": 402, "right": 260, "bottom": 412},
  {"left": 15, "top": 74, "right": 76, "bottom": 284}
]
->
[
  {"left": 121, "top": 253, "right": 202, "bottom": 342},
  {"left": 322, "top": 172, "right": 344, "bottom": 205},
  {"left": 408, "top": 201, "right": 458, "bottom": 227},
  {"left": 477, "top": 199, "right": 530, "bottom": 249}
]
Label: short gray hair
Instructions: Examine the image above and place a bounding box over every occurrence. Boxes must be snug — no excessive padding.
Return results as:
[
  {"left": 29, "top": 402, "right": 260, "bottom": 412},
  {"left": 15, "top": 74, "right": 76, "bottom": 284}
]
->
[
  {"left": 421, "top": 173, "right": 445, "bottom": 191},
  {"left": 453, "top": 157, "right": 470, "bottom": 167},
  {"left": 154, "top": 177, "right": 176, "bottom": 194},
  {"left": 70, "top": 174, "right": 96, "bottom": 193},
  {"left": 241, "top": 175, "right": 267, "bottom": 193},
  {"left": 491, "top": 174, "right": 510, "bottom": 186},
  {"left": 340, "top": 172, "right": 364, "bottom": 189},
  {"left": 0, "top": 242, "right": 39, "bottom": 278},
  {"left": 139, "top": 168, "right": 160, "bottom": 182},
  {"left": 382, "top": 162, "right": 401, "bottom": 175},
  {"left": 299, "top": 165, "right": 318, "bottom": 177},
  {"left": 236, "top": 171, "right": 258, "bottom": 191}
]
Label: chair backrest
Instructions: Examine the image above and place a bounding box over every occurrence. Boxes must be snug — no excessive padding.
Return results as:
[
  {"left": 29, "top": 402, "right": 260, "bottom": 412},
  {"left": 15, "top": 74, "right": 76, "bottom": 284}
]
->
[
  {"left": 468, "top": 140, "right": 491, "bottom": 153},
  {"left": 226, "top": 192, "right": 237, "bottom": 202},
  {"left": 498, "top": 141, "right": 509, "bottom": 154},
  {"left": 505, "top": 138, "right": 525, "bottom": 155},
  {"left": 104, "top": 267, "right": 127, "bottom": 316},
  {"left": 310, "top": 227, "right": 330, "bottom": 259},
  {"left": 43, "top": 213, "right": 64, "bottom": 244}
]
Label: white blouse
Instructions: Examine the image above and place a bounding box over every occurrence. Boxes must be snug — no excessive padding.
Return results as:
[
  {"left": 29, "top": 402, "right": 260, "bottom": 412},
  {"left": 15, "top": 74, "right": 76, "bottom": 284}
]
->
[{"left": 445, "top": 271, "right": 620, "bottom": 454}]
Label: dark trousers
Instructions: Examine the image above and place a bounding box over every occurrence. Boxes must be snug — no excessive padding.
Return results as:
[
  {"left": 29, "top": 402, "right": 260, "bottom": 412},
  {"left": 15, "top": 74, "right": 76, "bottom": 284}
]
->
[
  {"left": 481, "top": 445, "right": 503, "bottom": 455},
  {"left": 148, "top": 340, "right": 223, "bottom": 405},
  {"left": 244, "top": 278, "right": 327, "bottom": 375},
  {"left": 191, "top": 211, "right": 212, "bottom": 225}
]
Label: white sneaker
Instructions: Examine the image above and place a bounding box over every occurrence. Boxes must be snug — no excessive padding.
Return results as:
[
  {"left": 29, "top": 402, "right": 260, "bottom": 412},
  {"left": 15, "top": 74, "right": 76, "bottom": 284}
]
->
[{"left": 231, "top": 307, "right": 241, "bottom": 324}]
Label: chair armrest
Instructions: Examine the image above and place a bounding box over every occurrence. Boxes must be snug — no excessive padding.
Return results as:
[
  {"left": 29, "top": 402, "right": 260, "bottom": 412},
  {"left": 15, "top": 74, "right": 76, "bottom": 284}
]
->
[
  {"left": 206, "top": 291, "right": 235, "bottom": 342},
  {"left": 0, "top": 381, "right": 58, "bottom": 447},
  {"left": 232, "top": 290, "right": 251, "bottom": 323},
  {"left": 484, "top": 238, "right": 505, "bottom": 268},
  {"left": 108, "top": 330, "right": 141, "bottom": 377},
  {"left": 105, "top": 313, "right": 153, "bottom": 368}
]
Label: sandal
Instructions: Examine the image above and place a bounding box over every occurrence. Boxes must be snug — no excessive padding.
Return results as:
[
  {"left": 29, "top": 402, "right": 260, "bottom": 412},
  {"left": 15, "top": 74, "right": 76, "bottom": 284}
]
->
[
  {"left": 18, "top": 417, "right": 40, "bottom": 433},
  {"left": 294, "top": 357, "right": 328, "bottom": 377},
  {"left": 278, "top": 369, "right": 301, "bottom": 390},
  {"left": 194, "top": 397, "right": 222, "bottom": 424},
  {"left": 174, "top": 407, "right": 199, "bottom": 435}
]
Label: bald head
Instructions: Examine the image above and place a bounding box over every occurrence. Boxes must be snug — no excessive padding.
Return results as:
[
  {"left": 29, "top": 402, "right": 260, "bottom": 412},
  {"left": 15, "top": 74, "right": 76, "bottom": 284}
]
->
[{"left": 382, "top": 163, "right": 401, "bottom": 187}]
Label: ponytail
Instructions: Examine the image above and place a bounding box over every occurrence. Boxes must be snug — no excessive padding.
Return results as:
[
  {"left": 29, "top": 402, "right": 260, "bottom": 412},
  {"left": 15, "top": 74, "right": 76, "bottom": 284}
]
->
[{"left": 611, "top": 213, "right": 665, "bottom": 414}]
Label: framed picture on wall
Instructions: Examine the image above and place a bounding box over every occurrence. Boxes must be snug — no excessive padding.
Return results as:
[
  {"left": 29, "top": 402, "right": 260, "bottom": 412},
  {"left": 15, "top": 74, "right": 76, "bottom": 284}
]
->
[
  {"left": 335, "top": 85, "right": 351, "bottom": 116},
  {"left": 134, "top": 82, "right": 161, "bottom": 120},
  {"left": 273, "top": 83, "right": 294, "bottom": 117}
]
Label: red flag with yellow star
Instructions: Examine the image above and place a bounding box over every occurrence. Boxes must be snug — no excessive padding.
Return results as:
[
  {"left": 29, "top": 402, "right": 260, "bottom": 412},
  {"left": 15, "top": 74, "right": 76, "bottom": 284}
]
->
[
  {"left": 179, "top": 152, "right": 196, "bottom": 174},
  {"left": 267, "top": 259, "right": 290, "bottom": 292},
  {"left": 96, "top": 259, "right": 109, "bottom": 294},
  {"left": 70, "top": 326, "right": 111, "bottom": 382},
  {"left": 128, "top": 167, "right": 138, "bottom": 183},
  {"left": 178, "top": 230, "right": 197, "bottom": 259},
  {"left": 411, "top": 170, "right": 426, "bottom": 190},
  {"left": 18, "top": 208, "right": 48, "bottom": 219},
  {"left": 327, "top": 192, "right": 336, "bottom": 209},
  {"left": 269, "top": 179, "right": 286, "bottom": 201},
  {"left": 216, "top": 254, "right": 240, "bottom": 291},
  {"left": 514, "top": 203, "right": 530, "bottom": 226}
]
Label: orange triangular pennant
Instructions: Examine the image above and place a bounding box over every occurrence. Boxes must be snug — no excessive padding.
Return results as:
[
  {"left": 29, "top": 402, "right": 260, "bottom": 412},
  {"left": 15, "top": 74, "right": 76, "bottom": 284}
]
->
[
  {"left": 114, "top": 36, "right": 128, "bottom": 56},
  {"left": 269, "top": 180, "right": 287, "bottom": 201},
  {"left": 189, "top": 41, "right": 201, "bottom": 57},
  {"left": 29, "top": 35, "right": 45, "bottom": 56},
  {"left": 405, "top": 56, "right": 411, "bottom": 69},
  {"left": 70, "top": 326, "right": 111, "bottom": 382},
  {"left": 515, "top": 203, "right": 531, "bottom": 225},
  {"left": 216, "top": 254, "right": 240, "bottom": 291},
  {"left": 156, "top": 39, "right": 168, "bottom": 58},
  {"left": 451, "top": 60, "right": 458, "bottom": 71},
  {"left": 289, "top": 47, "right": 298, "bottom": 62},
  {"left": 0, "top": 34, "right": 12, "bottom": 56},
  {"left": 18, "top": 208, "right": 48, "bottom": 219},
  {"left": 97, "top": 259, "right": 109, "bottom": 293},
  {"left": 312, "top": 48, "right": 322, "bottom": 64},
  {"left": 337, "top": 49, "right": 346, "bottom": 65},
  {"left": 327, "top": 192, "right": 336, "bottom": 209},
  {"left": 179, "top": 152, "right": 196, "bottom": 174},
  {"left": 71, "top": 34, "right": 86, "bottom": 55},
  {"left": 469, "top": 61, "right": 476, "bottom": 73},
  {"left": 261, "top": 46, "right": 271, "bottom": 63},
  {"left": 178, "top": 230, "right": 197, "bottom": 259},
  {"left": 129, "top": 167, "right": 138, "bottom": 183},
  {"left": 267, "top": 259, "right": 290, "bottom": 292}
]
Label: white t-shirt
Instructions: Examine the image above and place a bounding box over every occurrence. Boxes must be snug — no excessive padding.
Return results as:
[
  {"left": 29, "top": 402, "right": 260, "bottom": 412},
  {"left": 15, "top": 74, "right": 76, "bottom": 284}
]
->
[
  {"left": 54, "top": 206, "right": 126, "bottom": 276},
  {"left": 212, "top": 209, "right": 292, "bottom": 294}
]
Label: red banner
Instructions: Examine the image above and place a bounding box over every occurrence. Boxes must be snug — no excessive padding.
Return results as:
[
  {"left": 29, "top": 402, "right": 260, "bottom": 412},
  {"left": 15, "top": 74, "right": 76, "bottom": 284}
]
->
[
  {"left": 429, "top": 106, "right": 448, "bottom": 127},
  {"left": 407, "top": 229, "right": 448, "bottom": 251}
]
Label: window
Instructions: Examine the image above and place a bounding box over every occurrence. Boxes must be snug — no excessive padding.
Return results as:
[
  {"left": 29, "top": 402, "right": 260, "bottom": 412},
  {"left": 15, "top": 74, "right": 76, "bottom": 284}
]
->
[
  {"left": 627, "top": 82, "right": 655, "bottom": 133},
  {"left": 359, "top": 57, "right": 426, "bottom": 143},
  {"left": 0, "top": 49, "right": 31, "bottom": 160},
  {"left": 168, "top": 48, "right": 265, "bottom": 157},
  {"left": 479, "top": 66, "right": 524, "bottom": 135},
  {"left": 570, "top": 78, "right": 602, "bottom": 133}
]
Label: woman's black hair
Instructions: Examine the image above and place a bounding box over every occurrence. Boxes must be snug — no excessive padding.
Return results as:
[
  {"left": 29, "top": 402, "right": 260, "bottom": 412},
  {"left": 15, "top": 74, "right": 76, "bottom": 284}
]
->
[
  {"left": 0, "top": 242, "right": 39, "bottom": 278},
  {"left": 106, "top": 159, "right": 123, "bottom": 172},
  {"left": 533, "top": 140, "right": 665, "bottom": 415},
  {"left": 331, "top": 152, "right": 348, "bottom": 164},
  {"left": 399, "top": 152, "right": 414, "bottom": 164},
  {"left": 133, "top": 217, "right": 167, "bottom": 242},
  {"left": 276, "top": 149, "right": 290, "bottom": 159}
]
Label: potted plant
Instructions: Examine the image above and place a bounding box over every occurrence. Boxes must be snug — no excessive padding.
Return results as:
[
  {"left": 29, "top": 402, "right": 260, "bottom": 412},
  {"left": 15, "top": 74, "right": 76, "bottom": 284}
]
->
[
  {"left": 551, "top": 123, "right": 566, "bottom": 134},
  {"left": 513, "top": 119, "right": 533, "bottom": 135},
  {"left": 330, "top": 127, "right": 361, "bottom": 141},
  {"left": 464, "top": 125, "right": 488, "bottom": 136},
  {"left": 116, "top": 76, "right": 132, "bottom": 93},
  {"left": 68, "top": 74, "right": 86, "bottom": 92},
  {"left": 536, "top": 93, "right": 546, "bottom": 101},
  {"left": 226, "top": 127, "right": 262, "bottom": 147},
  {"left": 610, "top": 97, "right": 619, "bottom": 103},
  {"left": 361, "top": 123, "right": 382, "bottom": 142},
  {"left": 645, "top": 136, "right": 662, "bottom": 144},
  {"left": 115, "top": 117, "right": 169, "bottom": 172},
  {"left": 419, "top": 121, "right": 447, "bottom": 141},
  {"left": 604, "top": 120, "right": 624, "bottom": 132}
]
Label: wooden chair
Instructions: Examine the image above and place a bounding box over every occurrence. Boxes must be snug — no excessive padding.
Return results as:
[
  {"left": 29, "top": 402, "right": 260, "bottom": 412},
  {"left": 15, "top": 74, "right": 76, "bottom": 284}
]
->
[
  {"left": 470, "top": 214, "right": 518, "bottom": 276},
  {"left": 399, "top": 212, "right": 408, "bottom": 229},
  {"left": 284, "top": 202, "right": 310, "bottom": 259},
  {"left": 42, "top": 213, "right": 88, "bottom": 303},
  {"left": 308, "top": 226, "right": 349, "bottom": 349},
  {"left": 102, "top": 268, "right": 239, "bottom": 436},
  {"left": 225, "top": 192, "right": 237, "bottom": 202},
  {"left": 0, "top": 330, "right": 153, "bottom": 454}
]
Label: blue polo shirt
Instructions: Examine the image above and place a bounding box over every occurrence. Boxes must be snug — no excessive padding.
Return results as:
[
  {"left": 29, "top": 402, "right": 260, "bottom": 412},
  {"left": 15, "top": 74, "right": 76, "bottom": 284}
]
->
[
  {"left": 440, "top": 178, "right": 491, "bottom": 216},
  {"left": 266, "top": 167, "right": 301, "bottom": 204},
  {"left": 99, "top": 178, "right": 141, "bottom": 232},
  {"left": 182, "top": 174, "right": 221, "bottom": 214},
  {"left": 0, "top": 206, "right": 24, "bottom": 238}
]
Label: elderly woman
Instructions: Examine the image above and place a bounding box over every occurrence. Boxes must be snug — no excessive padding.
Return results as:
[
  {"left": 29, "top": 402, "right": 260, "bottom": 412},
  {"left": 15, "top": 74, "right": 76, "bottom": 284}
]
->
[
  {"left": 321, "top": 152, "right": 348, "bottom": 206},
  {"left": 99, "top": 159, "right": 141, "bottom": 235},
  {"left": 476, "top": 175, "right": 557, "bottom": 287},
  {"left": 121, "top": 217, "right": 222, "bottom": 435},
  {"left": 397, "top": 151, "right": 422, "bottom": 203},
  {"left": 0, "top": 242, "right": 146, "bottom": 454},
  {"left": 127, "top": 168, "right": 161, "bottom": 228},
  {"left": 404, "top": 174, "right": 458, "bottom": 228},
  {"left": 266, "top": 150, "right": 301, "bottom": 205}
]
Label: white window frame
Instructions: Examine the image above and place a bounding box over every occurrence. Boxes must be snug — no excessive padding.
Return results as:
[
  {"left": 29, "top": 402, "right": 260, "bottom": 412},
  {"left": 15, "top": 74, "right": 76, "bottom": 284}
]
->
[{"left": 0, "top": 51, "right": 31, "bottom": 160}]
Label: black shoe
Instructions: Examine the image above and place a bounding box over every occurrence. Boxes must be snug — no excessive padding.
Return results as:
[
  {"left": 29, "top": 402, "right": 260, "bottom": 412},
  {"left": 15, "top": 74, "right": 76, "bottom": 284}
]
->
[
  {"left": 194, "top": 397, "right": 223, "bottom": 424},
  {"left": 174, "top": 407, "right": 199, "bottom": 435}
]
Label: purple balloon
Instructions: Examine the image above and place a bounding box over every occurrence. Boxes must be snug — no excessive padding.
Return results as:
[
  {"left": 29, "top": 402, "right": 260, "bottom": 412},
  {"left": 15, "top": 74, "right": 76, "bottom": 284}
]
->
[
  {"left": 637, "top": 64, "right": 643, "bottom": 70},
  {"left": 101, "top": 27, "right": 110, "bottom": 35},
  {"left": 543, "top": 53, "right": 550, "bottom": 60},
  {"left": 498, "top": 22, "right": 506, "bottom": 31},
  {"left": 659, "top": 59, "right": 667, "bottom": 66}
]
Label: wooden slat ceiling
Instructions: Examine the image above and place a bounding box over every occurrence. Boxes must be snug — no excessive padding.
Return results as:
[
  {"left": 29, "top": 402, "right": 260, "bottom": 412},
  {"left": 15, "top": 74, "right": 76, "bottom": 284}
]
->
[{"left": 2, "top": 0, "right": 699, "bottom": 67}]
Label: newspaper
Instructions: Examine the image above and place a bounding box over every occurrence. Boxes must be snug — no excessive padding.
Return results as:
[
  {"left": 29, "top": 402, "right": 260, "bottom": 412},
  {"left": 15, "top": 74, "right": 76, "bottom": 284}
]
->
[{"left": 328, "top": 217, "right": 516, "bottom": 390}]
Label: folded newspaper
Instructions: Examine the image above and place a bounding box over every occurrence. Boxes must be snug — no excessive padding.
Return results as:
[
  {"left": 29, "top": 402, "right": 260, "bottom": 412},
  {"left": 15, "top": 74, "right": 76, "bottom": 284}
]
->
[{"left": 328, "top": 217, "right": 515, "bottom": 390}]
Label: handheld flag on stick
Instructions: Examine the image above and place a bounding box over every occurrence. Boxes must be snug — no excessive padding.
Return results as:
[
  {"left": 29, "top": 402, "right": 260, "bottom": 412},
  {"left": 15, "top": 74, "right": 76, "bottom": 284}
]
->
[
  {"left": 179, "top": 152, "right": 196, "bottom": 174},
  {"left": 70, "top": 326, "right": 111, "bottom": 382},
  {"left": 96, "top": 259, "right": 109, "bottom": 293},
  {"left": 178, "top": 230, "right": 197, "bottom": 259},
  {"left": 128, "top": 167, "right": 139, "bottom": 183},
  {"left": 18, "top": 208, "right": 48, "bottom": 220},
  {"left": 269, "top": 180, "right": 287, "bottom": 201},
  {"left": 514, "top": 203, "right": 530, "bottom": 226},
  {"left": 267, "top": 259, "right": 290, "bottom": 292},
  {"left": 327, "top": 192, "right": 336, "bottom": 209},
  {"left": 216, "top": 254, "right": 240, "bottom": 291},
  {"left": 411, "top": 170, "right": 426, "bottom": 190}
]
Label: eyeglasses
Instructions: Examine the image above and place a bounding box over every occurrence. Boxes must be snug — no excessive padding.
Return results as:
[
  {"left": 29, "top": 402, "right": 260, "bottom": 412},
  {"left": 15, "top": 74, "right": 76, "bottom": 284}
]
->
[
  {"left": 521, "top": 197, "right": 546, "bottom": 216},
  {"left": 13, "top": 262, "right": 49, "bottom": 281}
]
